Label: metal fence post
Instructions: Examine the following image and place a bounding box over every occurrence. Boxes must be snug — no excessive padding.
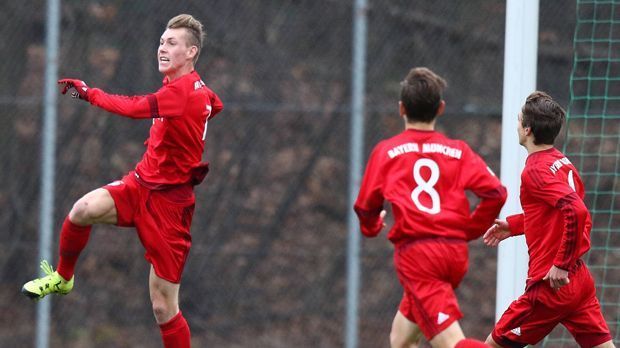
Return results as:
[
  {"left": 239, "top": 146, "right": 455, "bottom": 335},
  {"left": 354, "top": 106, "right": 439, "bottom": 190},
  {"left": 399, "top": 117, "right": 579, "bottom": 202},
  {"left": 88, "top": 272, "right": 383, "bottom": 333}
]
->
[
  {"left": 346, "top": 0, "right": 368, "bottom": 347},
  {"left": 37, "top": 1, "right": 61, "bottom": 347}
]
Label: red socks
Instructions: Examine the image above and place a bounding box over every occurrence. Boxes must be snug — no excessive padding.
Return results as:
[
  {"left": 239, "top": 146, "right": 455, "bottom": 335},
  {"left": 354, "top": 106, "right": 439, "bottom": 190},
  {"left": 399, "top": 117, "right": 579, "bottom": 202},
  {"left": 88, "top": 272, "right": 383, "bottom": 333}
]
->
[
  {"left": 159, "top": 311, "right": 191, "bottom": 348},
  {"left": 455, "top": 338, "right": 490, "bottom": 347},
  {"left": 57, "top": 216, "right": 192, "bottom": 347},
  {"left": 57, "top": 217, "right": 91, "bottom": 280}
]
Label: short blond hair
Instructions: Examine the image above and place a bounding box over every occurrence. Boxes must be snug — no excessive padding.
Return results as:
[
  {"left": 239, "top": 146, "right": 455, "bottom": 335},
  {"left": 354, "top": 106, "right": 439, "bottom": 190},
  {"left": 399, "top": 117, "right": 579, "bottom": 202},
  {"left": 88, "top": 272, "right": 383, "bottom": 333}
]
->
[{"left": 167, "top": 14, "right": 205, "bottom": 65}]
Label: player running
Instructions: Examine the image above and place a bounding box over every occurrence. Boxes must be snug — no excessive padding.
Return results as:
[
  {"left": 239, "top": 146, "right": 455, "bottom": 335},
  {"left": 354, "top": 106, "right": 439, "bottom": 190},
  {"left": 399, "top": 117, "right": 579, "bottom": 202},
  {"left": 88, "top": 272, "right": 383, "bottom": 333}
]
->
[
  {"left": 21, "top": 14, "right": 222, "bottom": 348},
  {"left": 483, "top": 91, "right": 614, "bottom": 348},
  {"left": 354, "top": 67, "right": 507, "bottom": 348}
]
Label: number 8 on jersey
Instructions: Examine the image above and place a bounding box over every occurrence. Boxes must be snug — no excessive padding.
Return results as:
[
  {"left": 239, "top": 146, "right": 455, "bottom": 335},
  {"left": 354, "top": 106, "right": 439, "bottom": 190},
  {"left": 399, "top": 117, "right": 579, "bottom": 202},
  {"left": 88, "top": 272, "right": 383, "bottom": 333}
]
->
[{"left": 411, "top": 158, "right": 441, "bottom": 215}]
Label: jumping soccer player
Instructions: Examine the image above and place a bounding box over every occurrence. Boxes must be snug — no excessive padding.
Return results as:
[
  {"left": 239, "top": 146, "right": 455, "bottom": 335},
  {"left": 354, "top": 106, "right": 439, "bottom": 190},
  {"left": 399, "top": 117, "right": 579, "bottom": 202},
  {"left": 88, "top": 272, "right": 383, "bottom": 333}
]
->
[
  {"left": 22, "top": 14, "right": 223, "bottom": 348},
  {"left": 354, "top": 67, "right": 507, "bottom": 348},
  {"left": 483, "top": 91, "right": 614, "bottom": 348}
]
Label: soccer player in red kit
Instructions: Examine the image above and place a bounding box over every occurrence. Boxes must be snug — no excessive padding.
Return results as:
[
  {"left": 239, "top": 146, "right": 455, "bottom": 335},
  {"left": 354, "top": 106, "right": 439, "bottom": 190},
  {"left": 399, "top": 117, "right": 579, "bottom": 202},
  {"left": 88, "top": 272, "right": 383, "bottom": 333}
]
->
[
  {"left": 483, "top": 92, "right": 614, "bottom": 348},
  {"left": 354, "top": 67, "right": 507, "bottom": 348},
  {"left": 21, "top": 14, "right": 222, "bottom": 348}
]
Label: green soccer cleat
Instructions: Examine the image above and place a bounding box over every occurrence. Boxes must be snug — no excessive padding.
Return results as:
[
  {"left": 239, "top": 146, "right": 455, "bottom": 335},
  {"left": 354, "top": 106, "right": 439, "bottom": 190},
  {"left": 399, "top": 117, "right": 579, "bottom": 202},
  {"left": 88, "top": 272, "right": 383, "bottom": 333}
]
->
[{"left": 21, "top": 260, "right": 74, "bottom": 300}]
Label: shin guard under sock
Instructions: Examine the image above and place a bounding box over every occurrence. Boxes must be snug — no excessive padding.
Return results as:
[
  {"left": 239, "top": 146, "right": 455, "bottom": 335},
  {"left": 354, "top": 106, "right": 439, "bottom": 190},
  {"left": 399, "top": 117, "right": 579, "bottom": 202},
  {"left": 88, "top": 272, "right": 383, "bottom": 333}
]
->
[
  {"left": 57, "top": 217, "right": 91, "bottom": 280},
  {"left": 159, "top": 311, "right": 191, "bottom": 348}
]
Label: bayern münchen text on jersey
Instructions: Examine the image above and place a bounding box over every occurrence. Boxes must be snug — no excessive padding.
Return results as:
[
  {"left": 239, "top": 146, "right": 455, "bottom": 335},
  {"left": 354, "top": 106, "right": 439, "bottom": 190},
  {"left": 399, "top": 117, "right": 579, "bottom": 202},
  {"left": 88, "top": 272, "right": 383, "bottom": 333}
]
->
[{"left": 387, "top": 142, "right": 463, "bottom": 160}]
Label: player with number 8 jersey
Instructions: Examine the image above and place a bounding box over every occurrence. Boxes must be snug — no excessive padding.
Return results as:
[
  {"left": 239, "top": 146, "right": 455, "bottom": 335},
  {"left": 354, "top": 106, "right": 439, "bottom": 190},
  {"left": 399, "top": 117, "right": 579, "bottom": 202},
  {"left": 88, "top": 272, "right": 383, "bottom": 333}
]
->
[
  {"left": 354, "top": 67, "right": 507, "bottom": 348},
  {"left": 358, "top": 137, "right": 503, "bottom": 242}
]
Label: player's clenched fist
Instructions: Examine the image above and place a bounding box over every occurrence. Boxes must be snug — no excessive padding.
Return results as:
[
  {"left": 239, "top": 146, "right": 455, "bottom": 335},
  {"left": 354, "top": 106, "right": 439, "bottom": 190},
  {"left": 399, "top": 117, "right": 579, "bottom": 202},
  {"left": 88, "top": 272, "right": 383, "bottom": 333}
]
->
[{"left": 58, "top": 78, "right": 90, "bottom": 101}]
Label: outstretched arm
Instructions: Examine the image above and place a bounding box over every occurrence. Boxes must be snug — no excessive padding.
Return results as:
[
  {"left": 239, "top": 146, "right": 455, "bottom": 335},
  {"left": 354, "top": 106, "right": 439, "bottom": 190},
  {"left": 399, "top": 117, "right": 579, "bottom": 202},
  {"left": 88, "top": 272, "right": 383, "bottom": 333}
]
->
[{"left": 58, "top": 78, "right": 185, "bottom": 119}]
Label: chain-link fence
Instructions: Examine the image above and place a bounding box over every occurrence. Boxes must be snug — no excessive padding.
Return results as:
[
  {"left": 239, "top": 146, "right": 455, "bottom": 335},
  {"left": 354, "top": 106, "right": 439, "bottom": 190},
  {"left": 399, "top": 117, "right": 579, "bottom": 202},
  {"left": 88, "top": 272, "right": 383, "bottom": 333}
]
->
[{"left": 1, "top": 1, "right": 577, "bottom": 347}]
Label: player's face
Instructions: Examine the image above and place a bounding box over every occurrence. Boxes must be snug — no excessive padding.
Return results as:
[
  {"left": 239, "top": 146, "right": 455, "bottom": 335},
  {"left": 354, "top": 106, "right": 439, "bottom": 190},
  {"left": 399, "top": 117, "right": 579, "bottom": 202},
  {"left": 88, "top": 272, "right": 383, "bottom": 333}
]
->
[
  {"left": 517, "top": 112, "right": 527, "bottom": 146},
  {"left": 158, "top": 28, "right": 195, "bottom": 78}
]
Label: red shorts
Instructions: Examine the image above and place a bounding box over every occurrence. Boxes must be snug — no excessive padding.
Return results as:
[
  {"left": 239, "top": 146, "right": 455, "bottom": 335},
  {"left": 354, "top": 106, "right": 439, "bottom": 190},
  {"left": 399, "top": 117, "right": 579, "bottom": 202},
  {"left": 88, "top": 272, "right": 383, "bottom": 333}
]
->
[
  {"left": 394, "top": 238, "right": 468, "bottom": 340},
  {"left": 492, "top": 260, "right": 611, "bottom": 348},
  {"left": 104, "top": 172, "right": 195, "bottom": 283}
]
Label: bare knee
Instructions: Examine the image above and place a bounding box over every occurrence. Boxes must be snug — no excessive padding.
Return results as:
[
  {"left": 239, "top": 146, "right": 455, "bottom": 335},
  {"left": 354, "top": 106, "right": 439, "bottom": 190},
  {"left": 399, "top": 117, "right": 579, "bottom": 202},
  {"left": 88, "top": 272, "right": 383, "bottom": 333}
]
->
[
  {"left": 68, "top": 198, "right": 93, "bottom": 225},
  {"left": 150, "top": 289, "right": 178, "bottom": 324},
  {"left": 68, "top": 189, "right": 115, "bottom": 225},
  {"left": 151, "top": 298, "right": 175, "bottom": 324},
  {"left": 149, "top": 272, "right": 180, "bottom": 324}
]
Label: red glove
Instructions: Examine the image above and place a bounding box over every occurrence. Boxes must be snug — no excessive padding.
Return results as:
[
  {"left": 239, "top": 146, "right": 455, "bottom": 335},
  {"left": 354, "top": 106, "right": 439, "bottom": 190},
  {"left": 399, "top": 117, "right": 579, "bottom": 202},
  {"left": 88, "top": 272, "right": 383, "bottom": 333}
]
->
[{"left": 58, "top": 78, "right": 90, "bottom": 101}]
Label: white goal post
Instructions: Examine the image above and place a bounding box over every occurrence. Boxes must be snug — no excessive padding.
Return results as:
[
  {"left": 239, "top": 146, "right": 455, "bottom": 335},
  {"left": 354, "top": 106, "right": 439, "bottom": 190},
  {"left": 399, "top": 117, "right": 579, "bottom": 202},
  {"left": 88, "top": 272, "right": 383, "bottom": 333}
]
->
[{"left": 495, "top": 0, "right": 539, "bottom": 320}]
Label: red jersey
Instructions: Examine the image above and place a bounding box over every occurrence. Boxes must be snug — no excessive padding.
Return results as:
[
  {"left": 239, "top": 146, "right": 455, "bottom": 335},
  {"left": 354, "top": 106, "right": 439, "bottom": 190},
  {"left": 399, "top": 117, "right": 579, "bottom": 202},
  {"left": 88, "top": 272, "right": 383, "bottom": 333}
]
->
[
  {"left": 88, "top": 71, "right": 224, "bottom": 186},
  {"left": 354, "top": 129, "right": 507, "bottom": 244},
  {"left": 506, "top": 148, "right": 592, "bottom": 289}
]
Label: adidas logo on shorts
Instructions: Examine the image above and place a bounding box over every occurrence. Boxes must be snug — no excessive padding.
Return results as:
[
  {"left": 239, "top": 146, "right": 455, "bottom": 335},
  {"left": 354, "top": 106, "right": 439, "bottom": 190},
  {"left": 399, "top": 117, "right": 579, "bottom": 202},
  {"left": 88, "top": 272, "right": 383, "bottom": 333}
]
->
[
  {"left": 437, "top": 312, "right": 450, "bottom": 325},
  {"left": 510, "top": 327, "right": 522, "bottom": 336}
]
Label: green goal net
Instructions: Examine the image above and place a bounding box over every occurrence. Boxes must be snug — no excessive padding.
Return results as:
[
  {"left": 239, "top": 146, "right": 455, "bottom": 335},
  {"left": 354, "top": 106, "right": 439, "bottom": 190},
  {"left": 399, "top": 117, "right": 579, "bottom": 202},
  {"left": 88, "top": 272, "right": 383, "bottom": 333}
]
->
[{"left": 544, "top": 0, "right": 620, "bottom": 346}]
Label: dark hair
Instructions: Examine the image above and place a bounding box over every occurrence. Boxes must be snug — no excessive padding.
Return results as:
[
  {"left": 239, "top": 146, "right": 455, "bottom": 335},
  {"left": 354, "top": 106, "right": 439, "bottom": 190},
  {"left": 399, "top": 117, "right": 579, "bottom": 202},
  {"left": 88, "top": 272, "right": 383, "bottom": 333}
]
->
[
  {"left": 400, "top": 67, "right": 447, "bottom": 123},
  {"left": 521, "top": 91, "right": 566, "bottom": 145}
]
